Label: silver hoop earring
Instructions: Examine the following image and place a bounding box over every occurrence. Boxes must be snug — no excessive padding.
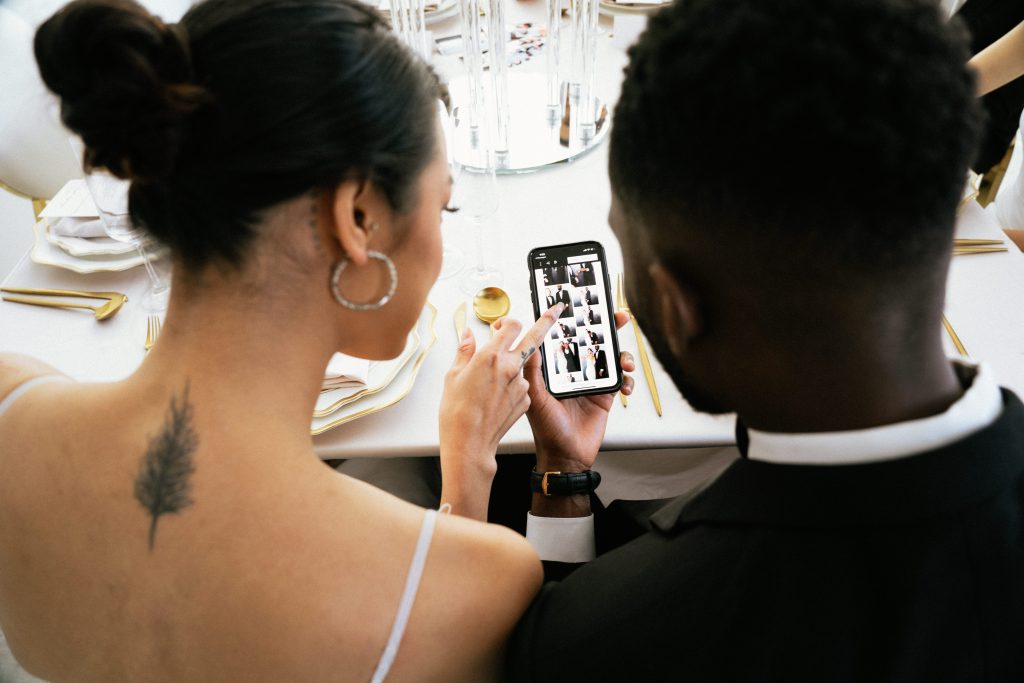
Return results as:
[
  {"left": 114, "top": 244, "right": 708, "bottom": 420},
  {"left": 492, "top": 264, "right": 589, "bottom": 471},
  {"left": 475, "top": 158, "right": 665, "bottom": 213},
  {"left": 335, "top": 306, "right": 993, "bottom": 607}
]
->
[{"left": 330, "top": 250, "right": 398, "bottom": 311}]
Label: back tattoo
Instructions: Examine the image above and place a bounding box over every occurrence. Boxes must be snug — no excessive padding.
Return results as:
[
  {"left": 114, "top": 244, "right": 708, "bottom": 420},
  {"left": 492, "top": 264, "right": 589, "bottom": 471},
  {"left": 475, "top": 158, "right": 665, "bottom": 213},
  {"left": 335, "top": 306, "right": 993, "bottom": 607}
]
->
[{"left": 134, "top": 383, "right": 198, "bottom": 550}]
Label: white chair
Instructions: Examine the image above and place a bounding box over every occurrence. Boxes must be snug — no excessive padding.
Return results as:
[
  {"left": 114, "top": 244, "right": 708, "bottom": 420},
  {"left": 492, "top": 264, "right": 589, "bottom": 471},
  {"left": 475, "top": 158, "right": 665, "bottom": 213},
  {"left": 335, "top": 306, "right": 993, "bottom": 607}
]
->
[
  {"left": 0, "top": 5, "right": 82, "bottom": 205},
  {"left": 0, "top": 0, "right": 194, "bottom": 204}
]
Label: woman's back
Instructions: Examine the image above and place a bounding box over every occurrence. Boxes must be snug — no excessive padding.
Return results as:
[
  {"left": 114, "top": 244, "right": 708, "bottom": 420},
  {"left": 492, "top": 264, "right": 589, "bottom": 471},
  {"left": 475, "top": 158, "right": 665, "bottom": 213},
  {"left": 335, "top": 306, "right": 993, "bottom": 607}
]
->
[
  {"left": 0, "top": 361, "right": 540, "bottom": 682},
  {"left": 0, "top": 0, "right": 555, "bottom": 677}
]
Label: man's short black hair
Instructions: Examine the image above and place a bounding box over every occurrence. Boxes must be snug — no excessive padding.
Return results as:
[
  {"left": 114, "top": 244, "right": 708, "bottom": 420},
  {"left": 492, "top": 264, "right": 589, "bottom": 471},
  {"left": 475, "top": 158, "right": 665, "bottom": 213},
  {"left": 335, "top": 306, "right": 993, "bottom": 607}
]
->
[{"left": 610, "top": 0, "right": 983, "bottom": 281}]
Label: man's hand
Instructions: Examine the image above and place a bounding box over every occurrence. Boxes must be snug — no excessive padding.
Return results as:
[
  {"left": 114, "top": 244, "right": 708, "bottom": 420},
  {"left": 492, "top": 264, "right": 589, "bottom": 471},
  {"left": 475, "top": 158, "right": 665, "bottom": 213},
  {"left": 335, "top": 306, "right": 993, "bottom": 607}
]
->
[{"left": 523, "top": 310, "right": 635, "bottom": 475}]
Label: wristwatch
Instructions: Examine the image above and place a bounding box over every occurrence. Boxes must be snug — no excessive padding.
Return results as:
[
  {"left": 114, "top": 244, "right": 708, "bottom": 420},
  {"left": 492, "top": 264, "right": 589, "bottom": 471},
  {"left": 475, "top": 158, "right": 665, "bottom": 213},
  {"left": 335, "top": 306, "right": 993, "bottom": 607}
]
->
[{"left": 530, "top": 468, "right": 602, "bottom": 496}]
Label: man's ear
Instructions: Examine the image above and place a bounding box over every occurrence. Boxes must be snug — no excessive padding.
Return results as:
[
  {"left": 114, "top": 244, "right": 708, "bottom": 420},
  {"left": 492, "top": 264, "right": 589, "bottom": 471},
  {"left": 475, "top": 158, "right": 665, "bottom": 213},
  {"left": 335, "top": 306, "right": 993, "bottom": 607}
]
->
[
  {"left": 648, "top": 262, "right": 702, "bottom": 357},
  {"left": 329, "top": 178, "right": 381, "bottom": 267}
]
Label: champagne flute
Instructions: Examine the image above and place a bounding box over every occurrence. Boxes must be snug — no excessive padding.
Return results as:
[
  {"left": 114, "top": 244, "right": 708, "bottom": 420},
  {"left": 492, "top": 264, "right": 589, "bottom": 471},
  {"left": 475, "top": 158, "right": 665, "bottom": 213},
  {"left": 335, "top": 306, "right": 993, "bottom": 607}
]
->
[
  {"left": 69, "top": 138, "right": 170, "bottom": 312},
  {"left": 456, "top": 159, "right": 501, "bottom": 295},
  {"left": 437, "top": 102, "right": 465, "bottom": 280}
]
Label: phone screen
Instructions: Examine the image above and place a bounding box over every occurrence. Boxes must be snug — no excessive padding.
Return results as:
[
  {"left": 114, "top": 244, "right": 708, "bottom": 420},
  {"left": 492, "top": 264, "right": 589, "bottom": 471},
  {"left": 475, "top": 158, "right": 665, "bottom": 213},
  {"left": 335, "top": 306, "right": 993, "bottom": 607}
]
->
[{"left": 529, "top": 241, "right": 621, "bottom": 398}]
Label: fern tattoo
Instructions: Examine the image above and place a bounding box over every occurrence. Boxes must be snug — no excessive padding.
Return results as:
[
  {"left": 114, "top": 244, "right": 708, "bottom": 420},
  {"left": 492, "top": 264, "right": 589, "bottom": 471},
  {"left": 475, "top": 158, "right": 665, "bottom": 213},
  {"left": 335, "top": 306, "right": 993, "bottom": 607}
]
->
[{"left": 134, "top": 383, "right": 198, "bottom": 551}]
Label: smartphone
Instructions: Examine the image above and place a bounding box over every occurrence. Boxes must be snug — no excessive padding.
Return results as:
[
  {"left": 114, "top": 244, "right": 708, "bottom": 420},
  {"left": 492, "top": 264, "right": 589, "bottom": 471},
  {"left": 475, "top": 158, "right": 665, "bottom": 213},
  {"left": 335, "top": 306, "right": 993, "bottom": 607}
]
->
[{"left": 528, "top": 241, "right": 623, "bottom": 399}]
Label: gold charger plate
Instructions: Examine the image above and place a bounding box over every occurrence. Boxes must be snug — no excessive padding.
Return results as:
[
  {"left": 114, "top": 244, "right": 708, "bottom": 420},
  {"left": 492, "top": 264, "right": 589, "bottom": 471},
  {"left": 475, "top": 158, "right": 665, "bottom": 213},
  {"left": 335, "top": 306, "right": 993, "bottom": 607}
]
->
[
  {"left": 30, "top": 220, "right": 145, "bottom": 273},
  {"left": 310, "top": 302, "right": 438, "bottom": 436},
  {"left": 314, "top": 325, "right": 421, "bottom": 417},
  {"left": 599, "top": 0, "right": 668, "bottom": 16}
]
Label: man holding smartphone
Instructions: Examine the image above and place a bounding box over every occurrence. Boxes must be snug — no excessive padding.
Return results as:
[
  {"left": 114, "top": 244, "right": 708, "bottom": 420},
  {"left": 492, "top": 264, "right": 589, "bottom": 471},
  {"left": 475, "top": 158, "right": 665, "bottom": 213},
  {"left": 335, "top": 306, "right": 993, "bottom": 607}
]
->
[{"left": 509, "top": 0, "right": 1024, "bottom": 679}]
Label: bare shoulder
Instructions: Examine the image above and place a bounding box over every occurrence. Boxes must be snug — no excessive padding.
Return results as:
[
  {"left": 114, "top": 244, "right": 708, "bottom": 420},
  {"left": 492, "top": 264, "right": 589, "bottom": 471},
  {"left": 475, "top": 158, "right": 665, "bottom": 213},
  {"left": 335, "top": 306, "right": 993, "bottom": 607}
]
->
[
  {"left": 0, "top": 353, "right": 65, "bottom": 402},
  {"left": 380, "top": 515, "right": 541, "bottom": 682},
  {"left": 427, "top": 514, "right": 542, "bottom": 618},
  {"left": 436, "top": 513, "right": 541, "bottom": 579}
]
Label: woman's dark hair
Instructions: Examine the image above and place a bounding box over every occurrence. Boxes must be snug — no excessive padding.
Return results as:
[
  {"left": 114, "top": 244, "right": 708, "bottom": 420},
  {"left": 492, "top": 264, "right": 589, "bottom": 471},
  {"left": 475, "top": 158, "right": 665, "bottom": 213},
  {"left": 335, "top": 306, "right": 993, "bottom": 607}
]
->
[{"left": 35, "top": 0, "right": 445, "bottom": 272}]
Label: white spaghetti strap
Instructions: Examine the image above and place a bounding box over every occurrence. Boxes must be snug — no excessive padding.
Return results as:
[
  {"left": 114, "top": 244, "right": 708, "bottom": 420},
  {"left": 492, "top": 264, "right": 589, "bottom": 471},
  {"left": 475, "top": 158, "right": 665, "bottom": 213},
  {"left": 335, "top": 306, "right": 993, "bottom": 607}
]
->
[
  {"left": 0, "top": 375, "right": 70, "bottom": 419},
  {"left": 370, "top": 508, "right": 439, "bottom": 683}
]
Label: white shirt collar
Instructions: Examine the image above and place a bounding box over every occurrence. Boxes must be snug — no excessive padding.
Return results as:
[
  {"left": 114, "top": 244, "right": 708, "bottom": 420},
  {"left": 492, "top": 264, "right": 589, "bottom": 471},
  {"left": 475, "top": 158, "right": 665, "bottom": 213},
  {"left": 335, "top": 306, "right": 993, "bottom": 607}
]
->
[{"left": 746, "top": 362, "right": 1002, "bottom": 466}]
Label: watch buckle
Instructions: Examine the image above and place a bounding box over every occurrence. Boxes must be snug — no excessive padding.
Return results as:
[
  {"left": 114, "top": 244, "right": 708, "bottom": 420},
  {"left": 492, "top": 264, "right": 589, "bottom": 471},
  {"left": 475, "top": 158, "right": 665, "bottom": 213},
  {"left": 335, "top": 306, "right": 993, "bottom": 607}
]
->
[{"left": 541, "top": 471, "right": 561, "bottom": 496}]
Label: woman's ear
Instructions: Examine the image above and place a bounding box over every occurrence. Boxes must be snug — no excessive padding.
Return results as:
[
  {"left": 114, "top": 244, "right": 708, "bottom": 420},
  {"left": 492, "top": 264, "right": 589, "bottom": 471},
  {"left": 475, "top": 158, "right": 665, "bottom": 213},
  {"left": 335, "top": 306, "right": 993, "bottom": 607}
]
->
[
  {"left": 648, "top": 262, "right": 702, "bottom": 358},
  {"left": 329, "top": 178, "right": 383, "bottom": 267}
]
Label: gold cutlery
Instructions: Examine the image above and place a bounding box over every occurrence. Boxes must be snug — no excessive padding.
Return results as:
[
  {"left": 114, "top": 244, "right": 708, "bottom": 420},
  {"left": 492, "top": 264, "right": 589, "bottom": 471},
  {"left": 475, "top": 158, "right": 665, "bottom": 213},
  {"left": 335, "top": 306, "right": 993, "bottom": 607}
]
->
[
  {"left": 615, "top": 273, "right": 628, "bottom": 407},
  {"left": 954, "top": 239, "right": 1003, "bottom": 246},
  {"left": 145, "top": 315, "right": 162, "bottom": 352},
  {"left": 472, "top": 287, "right": 510, "bottom": 338},
  {"left": 1, "top": 287, "right": 127, "bottom": 321},
  {"left": 942, "top": 315, "right": 967, "bottom": 357},
  {"left": 618, "top": 273, "right": 662, "bottom": 417},
  {"left": 953, "top": 246, "right": 1008, "bottom": 256},
  {"left": 454, "top": 301, "right": 467, "bottom": 340}
]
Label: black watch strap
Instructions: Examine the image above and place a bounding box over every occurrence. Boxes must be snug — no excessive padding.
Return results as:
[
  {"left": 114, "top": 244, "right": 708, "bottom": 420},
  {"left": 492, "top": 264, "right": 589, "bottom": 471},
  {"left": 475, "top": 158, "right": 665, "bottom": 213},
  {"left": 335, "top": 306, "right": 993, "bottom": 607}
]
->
[{"left": 530, "top": 469, "right": 601, "bottom": 496}]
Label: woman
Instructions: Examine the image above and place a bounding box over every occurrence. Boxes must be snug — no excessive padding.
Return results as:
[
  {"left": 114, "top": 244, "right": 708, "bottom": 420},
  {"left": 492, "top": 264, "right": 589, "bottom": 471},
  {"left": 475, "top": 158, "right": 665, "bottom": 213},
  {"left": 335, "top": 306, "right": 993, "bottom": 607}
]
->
[{"left": 0, "top": 0, "right": 559, "bottom": 680}]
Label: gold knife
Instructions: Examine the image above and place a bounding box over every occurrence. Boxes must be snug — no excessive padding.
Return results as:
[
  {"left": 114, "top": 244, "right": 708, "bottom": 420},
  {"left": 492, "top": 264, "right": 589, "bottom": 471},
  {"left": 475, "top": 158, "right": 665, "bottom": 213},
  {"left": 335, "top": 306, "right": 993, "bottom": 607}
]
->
[
  {"left": 942, "top": 315, "right": 967, "bottom": 357},
  {"left": 454, "top": 301, "right": 467, "bottom": 340},
  {"left": 954, "top": 239, "right": 1003, "bottom": 246},
  {"left": 953, "top": 246, "right": 1008, "bottom": 256},
  {"left": 619, "top": 274, "right": 661, "bottom": 416}
]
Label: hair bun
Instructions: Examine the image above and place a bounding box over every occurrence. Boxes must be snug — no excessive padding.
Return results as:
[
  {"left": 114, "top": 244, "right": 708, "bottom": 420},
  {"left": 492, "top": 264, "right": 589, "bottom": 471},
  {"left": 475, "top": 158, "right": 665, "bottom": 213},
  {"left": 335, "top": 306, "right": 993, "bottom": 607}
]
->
[{"left": 35, "top": 0, "right": 209, "bottom": 184}]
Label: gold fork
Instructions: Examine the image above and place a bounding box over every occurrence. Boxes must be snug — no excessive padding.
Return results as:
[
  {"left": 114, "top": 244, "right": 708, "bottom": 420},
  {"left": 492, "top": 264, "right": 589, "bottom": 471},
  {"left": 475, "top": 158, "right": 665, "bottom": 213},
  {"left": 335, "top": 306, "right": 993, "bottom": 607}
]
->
[
  {"left": 145, "top": 315, "right": 162, "bottom": 352},
  {"left": 618, "top": 273, "right": 662, "bottom": 416},
  {"left": 1, "top": 287, "right": 127, "bottom": 321}
]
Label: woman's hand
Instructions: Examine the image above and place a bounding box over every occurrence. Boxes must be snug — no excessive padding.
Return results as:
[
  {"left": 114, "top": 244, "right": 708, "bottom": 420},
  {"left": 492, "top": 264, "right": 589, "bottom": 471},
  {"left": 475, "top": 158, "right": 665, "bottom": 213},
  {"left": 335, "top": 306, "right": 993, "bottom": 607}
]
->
[
  {"left": 524, "top": 311, "right": 635, "bottom": 474},
  {"left": 439, "top": 303, "right": 564, "bottom": 519}
]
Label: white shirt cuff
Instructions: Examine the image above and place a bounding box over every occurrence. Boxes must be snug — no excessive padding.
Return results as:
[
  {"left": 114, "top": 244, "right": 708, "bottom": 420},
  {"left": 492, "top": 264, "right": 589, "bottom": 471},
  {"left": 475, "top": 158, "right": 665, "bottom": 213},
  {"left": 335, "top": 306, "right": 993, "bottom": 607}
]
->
[{"left": 525, "top": 513, "right": 596, "bottom": 563}]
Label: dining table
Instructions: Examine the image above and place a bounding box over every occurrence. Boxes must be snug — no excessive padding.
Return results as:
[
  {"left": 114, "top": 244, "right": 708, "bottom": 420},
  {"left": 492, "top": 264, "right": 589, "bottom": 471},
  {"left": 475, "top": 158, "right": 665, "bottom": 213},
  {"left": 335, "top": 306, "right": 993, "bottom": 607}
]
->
[{"left": 2, "top": 1, "right": 1024, "bottom": 485}]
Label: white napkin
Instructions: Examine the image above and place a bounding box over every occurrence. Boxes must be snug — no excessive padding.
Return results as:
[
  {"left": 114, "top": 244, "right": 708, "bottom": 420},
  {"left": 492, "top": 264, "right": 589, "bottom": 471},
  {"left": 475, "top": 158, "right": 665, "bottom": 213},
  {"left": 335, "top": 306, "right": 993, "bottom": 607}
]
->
[
  {"left": 49, "top": 216, "right": 108, "bottom": 238},
  {"left": 39, "top": 179, "right": 98, "bottom": 219},
  {"left": 323, "top": 353, "right": 371, "bottom": 390}
]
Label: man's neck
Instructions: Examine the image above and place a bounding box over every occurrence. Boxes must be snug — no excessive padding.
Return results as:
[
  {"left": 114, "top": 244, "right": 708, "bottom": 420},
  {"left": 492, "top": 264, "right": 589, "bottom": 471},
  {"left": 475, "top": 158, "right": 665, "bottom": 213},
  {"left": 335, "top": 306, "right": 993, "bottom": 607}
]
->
[{"left": 735, "top": 345, "right": 965, "bottom": 434}]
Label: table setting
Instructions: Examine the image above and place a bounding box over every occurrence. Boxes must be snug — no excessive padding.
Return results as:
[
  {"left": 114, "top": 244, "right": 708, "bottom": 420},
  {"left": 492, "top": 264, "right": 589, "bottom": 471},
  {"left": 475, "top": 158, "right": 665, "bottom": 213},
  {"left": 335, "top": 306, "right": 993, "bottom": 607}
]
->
[{"left": 2, "top": 0, "right": 1024, "bottom": 466}]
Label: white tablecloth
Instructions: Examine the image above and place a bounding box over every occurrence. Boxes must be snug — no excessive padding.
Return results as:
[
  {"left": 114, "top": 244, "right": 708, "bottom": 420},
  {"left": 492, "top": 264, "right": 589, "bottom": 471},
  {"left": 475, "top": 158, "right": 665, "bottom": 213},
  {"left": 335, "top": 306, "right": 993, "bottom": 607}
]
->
[{"left": 2, "top": 12, "right": 1023, "bottom": 459}]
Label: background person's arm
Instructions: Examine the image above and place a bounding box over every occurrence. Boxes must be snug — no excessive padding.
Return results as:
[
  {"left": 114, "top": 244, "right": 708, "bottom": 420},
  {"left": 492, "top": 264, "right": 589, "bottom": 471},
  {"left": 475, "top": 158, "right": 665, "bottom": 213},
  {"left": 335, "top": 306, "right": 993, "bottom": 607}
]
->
[{"left": 969, "top": 19, "right": 1024, "bottom": 96}]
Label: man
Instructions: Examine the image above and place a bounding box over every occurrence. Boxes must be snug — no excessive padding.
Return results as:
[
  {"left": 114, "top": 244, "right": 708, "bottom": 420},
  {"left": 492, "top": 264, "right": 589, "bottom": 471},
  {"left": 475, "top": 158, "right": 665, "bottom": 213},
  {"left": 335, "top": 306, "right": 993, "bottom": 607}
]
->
[
  {"left": 560, "top": 339, "right": 581, "bottom": 373},
  {"left": 544, "top": 288, "right": 556, "bottom": 309},
  {"left": 591, "top": 343, "right": 607, "bottom": 379},
  {"left": 557, "top": 285, "right": 572, "bottom": 310},
  {"left": 509, "top": 0, "right": 1024, "bottom": 679}
]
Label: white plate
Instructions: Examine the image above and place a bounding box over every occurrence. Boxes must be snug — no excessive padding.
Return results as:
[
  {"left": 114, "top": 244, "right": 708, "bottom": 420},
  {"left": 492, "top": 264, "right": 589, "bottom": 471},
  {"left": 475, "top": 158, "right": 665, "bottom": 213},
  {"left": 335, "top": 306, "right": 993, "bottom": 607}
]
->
[
  {"left": 311, "top": 302, "right": 438, "bottom": 436},
  {"left": 599, "top": 0, "right": 667, "bottom": 16},
  {"left": 45, "top": 221, "right": 137, "bottom": 257},
  {"left": 30, "top": 220, "right": 146, "bottom": 273},
  {"left": 314, "top": 325, "right": 421, "bottom": 417}
]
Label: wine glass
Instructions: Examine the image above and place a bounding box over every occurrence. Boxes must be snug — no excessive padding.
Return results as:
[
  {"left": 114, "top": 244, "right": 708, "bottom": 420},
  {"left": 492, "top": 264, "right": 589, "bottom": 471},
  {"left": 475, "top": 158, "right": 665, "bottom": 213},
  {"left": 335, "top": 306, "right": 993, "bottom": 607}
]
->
[
  {"left": 69, "top": 138, "right": 170, "bottom": 312},
  {"left": 456, "top": 159, "right": 501, "bottom": 295}
]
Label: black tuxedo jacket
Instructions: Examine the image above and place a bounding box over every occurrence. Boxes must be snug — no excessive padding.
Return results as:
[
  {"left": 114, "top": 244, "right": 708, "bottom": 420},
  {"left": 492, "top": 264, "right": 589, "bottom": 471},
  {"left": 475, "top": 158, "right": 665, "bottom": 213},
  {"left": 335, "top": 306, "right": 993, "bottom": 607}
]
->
[
  {"left": 509, "top": 390, "right": 1024, "bottom": 681},
  {"left": 562, "top": 343, "right": 580, "bottom": 372},
  {"left": 558, "top": 290, "right": 571, "bottom": 308}
]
